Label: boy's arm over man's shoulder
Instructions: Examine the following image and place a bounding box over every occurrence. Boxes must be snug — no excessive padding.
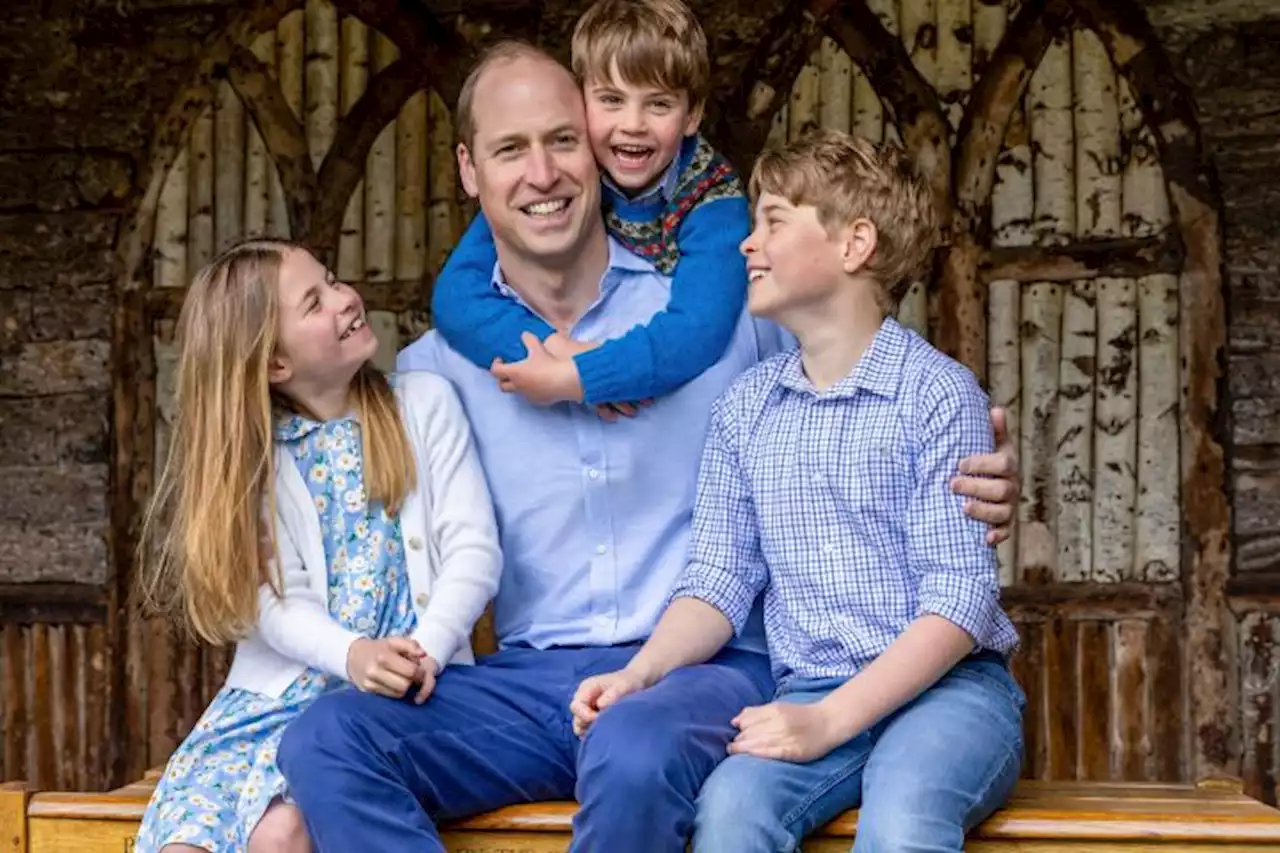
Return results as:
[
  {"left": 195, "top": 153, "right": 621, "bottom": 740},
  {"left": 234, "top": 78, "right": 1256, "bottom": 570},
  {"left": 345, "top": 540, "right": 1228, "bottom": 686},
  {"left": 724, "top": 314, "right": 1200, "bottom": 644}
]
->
[
  {"left": 907, "top": 357, "right": 1004, "bottom": 647},
  {"left": 575, "top": 152, "right": 752, "bottom": 404}
]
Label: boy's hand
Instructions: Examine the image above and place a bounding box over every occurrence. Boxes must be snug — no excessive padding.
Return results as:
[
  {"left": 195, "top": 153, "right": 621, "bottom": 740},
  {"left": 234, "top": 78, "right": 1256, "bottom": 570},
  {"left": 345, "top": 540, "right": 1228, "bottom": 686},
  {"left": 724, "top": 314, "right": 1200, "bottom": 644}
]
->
[
  {"left": 491, "top": 332, "right": 585, "bottom": 405},
  {"left": 570, "top": 669, "right": 648, "bottom": 737},
  {"left": 951, "top": 406, "right": 1020, "bottom": 544},
  {"left": 727, "top": 700, "right": 845, "bottom": 763},
  {"left": 412, "top": 654, "right": 439, "bottom": 705},
  {"left": 346, "top": 637, "right": 425, "bottom": 698}
]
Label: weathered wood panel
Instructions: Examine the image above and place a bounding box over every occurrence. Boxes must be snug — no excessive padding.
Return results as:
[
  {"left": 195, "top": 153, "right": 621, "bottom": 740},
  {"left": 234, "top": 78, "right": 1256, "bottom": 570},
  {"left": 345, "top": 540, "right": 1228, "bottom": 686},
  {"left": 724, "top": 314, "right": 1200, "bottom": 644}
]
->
[
  {"left": 1007, "top": 604, "right": 1185, "bottom": 782},
  {"left": 0, "top": 623, "right": 109, "bottom": 791},
  {"left": 1240, "top": 610, "right": 1280, "bottom": 806}
]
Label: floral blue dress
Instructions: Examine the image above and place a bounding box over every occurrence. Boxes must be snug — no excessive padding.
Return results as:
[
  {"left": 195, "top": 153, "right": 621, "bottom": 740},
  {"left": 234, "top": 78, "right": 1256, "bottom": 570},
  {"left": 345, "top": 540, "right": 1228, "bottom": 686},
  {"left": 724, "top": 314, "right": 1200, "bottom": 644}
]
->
[{"left": 135, "top": 414, "right": 419, "bottom": 852}]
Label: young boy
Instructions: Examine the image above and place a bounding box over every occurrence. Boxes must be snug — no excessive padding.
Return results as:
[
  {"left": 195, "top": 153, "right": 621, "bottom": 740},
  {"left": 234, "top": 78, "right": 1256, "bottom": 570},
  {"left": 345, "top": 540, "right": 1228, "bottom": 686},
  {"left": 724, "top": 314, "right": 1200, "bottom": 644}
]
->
[
  {"left": 569, "top": 129, "right": 1025, "bottom": 851},
  {"left": 431, "top": 0, "right": 749, "bottom": 414}
]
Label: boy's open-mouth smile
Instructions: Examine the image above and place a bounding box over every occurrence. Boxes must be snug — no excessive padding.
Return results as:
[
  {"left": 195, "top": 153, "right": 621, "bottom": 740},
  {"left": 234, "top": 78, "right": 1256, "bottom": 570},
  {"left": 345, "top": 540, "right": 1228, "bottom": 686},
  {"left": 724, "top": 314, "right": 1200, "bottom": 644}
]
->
[{"left": 612, "top": 143, "right": 655, "bottom": 169}]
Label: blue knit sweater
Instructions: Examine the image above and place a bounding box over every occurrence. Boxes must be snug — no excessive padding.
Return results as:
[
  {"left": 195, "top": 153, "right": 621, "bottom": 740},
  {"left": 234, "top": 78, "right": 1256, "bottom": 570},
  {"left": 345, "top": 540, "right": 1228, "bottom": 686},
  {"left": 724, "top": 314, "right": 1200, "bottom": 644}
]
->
[{"left": 429, "top": 133, "right": 750, "bottom": 404}]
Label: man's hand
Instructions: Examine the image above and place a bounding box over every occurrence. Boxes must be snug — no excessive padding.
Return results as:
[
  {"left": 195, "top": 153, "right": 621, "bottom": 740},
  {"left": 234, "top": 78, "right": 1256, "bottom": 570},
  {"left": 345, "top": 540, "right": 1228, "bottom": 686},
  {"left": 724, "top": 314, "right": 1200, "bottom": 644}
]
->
[
  {"left": 490, "top": 332, "right": 585, "bottom": 405},
  {"left": 412, "top": 654, "right": 439, "bottom": 705},
  {"left": 570, "top": 668, "right": 649, "bottom": 737},
  {"left": 727, "top": 700, "right": 845, "bottom": 763},
  {"left": 594, "top": 400, "right": 654, "bottom": 422},
  {"left": 346, "top": 637, "right": 425, "bottom": 698},
  {"left": 951, "top": 406, "right": 1020, "bottom": 544}
]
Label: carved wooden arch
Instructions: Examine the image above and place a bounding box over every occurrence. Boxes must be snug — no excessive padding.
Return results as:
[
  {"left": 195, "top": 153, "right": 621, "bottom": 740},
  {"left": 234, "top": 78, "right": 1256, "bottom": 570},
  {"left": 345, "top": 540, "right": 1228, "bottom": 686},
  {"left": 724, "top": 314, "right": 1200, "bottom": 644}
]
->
[{"left": 106, "top": 0, "right": 478, "bottom": 782}]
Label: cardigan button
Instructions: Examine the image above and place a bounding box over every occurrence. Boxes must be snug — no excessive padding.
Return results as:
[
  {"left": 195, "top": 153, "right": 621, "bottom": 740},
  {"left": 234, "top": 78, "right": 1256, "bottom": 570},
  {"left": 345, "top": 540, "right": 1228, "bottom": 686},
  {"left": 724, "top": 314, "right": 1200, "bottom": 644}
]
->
[
  {"left": 415, "top": 593, "right": 430, "bottom": 608},
  {"left": 407, "top": 536, "right": 424, "bottom": 550}
]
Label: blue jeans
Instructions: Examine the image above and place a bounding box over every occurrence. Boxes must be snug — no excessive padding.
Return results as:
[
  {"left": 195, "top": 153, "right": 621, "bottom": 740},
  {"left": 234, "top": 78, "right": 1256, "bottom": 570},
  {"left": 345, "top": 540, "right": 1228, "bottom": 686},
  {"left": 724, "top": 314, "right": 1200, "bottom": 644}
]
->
[
  {"left": 693, "top": 653, "right": 1025, "bottom": 852},
  {"left": 276, "top": 644, "right": 773, "bottom": 853}
]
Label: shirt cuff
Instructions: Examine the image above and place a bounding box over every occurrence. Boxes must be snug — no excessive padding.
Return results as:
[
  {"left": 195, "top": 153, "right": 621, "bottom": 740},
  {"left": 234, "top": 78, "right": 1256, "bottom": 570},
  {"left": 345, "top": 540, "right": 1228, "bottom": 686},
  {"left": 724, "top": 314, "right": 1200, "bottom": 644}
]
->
[
  {"left": 668, "top": 566, "right": 754, "bottom": 635},
  {"left": 314, "top": 624, "right": 363, "bottom": 682},
  {"left": 916, "top": 572, "right": 999, "bottom": 648}
]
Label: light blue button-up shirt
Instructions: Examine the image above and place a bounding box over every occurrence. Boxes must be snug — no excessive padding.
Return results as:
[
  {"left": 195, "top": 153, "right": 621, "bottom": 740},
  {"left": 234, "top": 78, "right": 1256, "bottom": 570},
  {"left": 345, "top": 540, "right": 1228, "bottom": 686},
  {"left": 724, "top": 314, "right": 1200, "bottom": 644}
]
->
[{"left": 397, "top": 237, "right": 785, "bottom": 652}]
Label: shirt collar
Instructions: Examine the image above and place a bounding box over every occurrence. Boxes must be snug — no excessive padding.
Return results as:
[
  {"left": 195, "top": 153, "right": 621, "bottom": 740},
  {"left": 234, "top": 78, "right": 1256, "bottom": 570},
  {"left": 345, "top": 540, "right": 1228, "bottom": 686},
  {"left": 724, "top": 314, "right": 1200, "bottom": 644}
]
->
[{"left": 777, "top": 316, "right": 908, "bottom": 400}]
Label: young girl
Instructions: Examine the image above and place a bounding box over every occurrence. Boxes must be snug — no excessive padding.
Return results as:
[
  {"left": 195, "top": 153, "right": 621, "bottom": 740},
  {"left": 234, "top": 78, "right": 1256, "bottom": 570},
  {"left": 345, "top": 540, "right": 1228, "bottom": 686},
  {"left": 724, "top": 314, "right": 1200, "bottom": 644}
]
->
[{"left": 133, "top": 238, "right": 502, "bottom": 853}]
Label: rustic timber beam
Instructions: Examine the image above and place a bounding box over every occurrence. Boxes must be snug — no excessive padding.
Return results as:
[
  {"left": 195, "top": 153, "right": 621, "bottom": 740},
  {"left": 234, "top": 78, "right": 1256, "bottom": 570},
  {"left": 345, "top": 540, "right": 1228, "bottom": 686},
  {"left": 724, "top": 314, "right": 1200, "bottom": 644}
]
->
[
  {"left": 0, "top": 584, "right": 108, "bottom": 625},
  {"left": 936, "top": 0, "right": 1075, "bottom": 378},
  {"left": 225, "top": 45, "right": 319, "bottom": 240},
  {"left": 309, "top": 59, "right": 448, "bottom": 254},
  {"left": 979, "top": 231, "right": 1183, "bottom": 284},
  {"left": 147, "top": 278, "right": 431, "bottom": 319},
  {"left": 1072, "top": 0, "right": 1232, "bottom": 783},
  {"left": 704, "top": 0, "right": 827, "bottom": 169},
  {"left": 1001, "top": 580, "right": 1181, "bottom": 619},
  {"left": 819, "top": 0, "right": 949, "bottom": 212}
]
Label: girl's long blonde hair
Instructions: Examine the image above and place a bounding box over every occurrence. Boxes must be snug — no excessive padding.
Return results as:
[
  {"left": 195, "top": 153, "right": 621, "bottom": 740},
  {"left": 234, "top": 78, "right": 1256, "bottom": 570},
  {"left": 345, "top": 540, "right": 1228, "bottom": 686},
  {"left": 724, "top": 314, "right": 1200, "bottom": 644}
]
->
[{"left": 138, "top": 238, "right": 416, "bottom": 645}]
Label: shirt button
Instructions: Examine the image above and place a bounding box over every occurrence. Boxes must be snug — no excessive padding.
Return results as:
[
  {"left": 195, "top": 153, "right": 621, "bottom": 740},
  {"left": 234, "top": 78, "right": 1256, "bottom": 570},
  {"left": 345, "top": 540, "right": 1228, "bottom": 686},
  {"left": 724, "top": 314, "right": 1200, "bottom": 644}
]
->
[
  {"left": 587, "top": 468, "right": 600, "bottom": 480},
  {"left": 596, "top": 544, "right": 608, "bottom": 555},
  {"left": 407, "top": 536, "right": 424, "bottom": 551},
  {"left": 415, "top": 593, "right": 430, "bottom": 608}
]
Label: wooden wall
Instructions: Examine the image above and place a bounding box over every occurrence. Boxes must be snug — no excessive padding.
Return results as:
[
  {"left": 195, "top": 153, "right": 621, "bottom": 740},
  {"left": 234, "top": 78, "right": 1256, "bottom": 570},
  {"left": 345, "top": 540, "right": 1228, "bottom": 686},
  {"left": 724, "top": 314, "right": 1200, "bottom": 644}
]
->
[{"left": 0, "top": 0, "right": 1264, "bottom": 801}]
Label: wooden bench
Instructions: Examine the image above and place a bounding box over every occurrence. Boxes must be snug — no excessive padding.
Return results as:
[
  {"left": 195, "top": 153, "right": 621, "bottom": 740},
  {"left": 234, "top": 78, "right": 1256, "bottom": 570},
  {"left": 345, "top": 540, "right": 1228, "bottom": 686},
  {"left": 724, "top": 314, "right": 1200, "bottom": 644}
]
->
[{"left": 5, "top": 773, "right": 1280, "bottom": 851}]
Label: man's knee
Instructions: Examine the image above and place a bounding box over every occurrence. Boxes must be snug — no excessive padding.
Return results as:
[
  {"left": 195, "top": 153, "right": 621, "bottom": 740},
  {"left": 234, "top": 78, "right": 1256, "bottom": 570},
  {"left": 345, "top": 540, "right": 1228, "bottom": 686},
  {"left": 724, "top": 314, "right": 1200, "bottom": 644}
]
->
[
  {"left": 278, "top": 690, "right": 368, "bottom": 778},
  {"left": 577, "top": 697, "right": 694, "bottom": 790}
]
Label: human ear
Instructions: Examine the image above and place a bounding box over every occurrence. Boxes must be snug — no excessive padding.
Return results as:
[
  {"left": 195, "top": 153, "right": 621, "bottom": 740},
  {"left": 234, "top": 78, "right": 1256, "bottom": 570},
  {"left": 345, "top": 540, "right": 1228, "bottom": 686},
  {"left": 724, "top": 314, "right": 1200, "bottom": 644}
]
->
[
  {"left": 457, "top": 143, "right": 479, "bottom": 198},
  {"left": 842, "top": 218, "right": 878, "bottom": 274}
]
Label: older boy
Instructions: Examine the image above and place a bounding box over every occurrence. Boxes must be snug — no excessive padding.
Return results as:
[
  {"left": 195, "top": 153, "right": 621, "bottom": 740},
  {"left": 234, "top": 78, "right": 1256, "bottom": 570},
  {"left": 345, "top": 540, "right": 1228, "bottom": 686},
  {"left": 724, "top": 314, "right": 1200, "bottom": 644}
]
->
[
  {"left": 571, "top": 129, "right": 1025, "bottom": 851},
  {"left": 431, "top": 0, "right": 751, "bottom": 412}
]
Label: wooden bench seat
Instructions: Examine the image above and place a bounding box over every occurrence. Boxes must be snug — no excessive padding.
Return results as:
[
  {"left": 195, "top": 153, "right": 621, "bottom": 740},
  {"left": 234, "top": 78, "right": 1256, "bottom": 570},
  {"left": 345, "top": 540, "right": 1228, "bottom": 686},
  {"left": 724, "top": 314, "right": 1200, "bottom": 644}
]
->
[{"left": 5, "top": 775, "right": 1280, "bottom": 851}]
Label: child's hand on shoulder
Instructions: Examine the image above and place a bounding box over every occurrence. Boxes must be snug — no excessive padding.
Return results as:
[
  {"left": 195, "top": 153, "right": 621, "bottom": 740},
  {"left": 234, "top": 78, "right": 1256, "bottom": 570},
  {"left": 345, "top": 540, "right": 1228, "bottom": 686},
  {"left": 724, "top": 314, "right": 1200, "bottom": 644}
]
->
[
  {"left": 346, "top": 636, "right": 425, "bottom": 698},
  {"left": 490, "top": 332, "right": 591, "bottom": 405},
  {"left": 727, "top": 700, "right": 846, "bottom": 763}
]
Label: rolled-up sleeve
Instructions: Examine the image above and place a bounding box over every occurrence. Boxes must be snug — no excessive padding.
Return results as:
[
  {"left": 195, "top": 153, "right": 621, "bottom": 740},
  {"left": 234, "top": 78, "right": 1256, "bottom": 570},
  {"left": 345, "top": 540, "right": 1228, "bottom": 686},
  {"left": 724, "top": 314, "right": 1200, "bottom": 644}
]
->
[
  {"left": 667, "top": 400, "right": 768, "bottom": 634},
  {"left": 908, "top": 366, "right": 1003, "bottom": 648}
]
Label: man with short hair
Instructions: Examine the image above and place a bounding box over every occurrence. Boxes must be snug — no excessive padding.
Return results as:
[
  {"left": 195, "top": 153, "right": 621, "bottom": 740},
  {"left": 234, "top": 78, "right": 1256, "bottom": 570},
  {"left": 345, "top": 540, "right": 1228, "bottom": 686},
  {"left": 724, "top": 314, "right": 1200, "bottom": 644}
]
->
[{"left": 277, "top": 42, "right": 1019, "bottom": 853}]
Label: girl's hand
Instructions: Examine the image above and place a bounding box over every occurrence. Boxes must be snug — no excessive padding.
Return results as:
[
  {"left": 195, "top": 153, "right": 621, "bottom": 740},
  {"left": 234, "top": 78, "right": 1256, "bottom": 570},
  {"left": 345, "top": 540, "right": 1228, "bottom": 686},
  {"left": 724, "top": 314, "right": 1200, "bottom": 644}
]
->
[
  {"left": 413, "top": 655, "right": 439, "bottom": 705},
  {"left": 346, "top": 636, "right": 424, "bottom": 698}
]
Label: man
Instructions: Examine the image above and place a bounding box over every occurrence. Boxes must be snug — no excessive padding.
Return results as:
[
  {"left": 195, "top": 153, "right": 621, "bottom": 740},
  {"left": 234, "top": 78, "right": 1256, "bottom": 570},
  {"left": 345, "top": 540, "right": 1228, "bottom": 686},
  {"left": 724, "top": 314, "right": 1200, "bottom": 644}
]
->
[{"left": 276, "top": 41, "right": 1019, "bottom": 853}]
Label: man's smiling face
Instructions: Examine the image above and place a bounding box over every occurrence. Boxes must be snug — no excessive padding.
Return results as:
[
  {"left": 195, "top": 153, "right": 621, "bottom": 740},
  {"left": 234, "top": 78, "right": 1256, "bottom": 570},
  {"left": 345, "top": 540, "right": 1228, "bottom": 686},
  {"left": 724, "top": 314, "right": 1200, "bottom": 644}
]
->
[{"left": 457, "top": 53, "right": 602, "bottom": 269}]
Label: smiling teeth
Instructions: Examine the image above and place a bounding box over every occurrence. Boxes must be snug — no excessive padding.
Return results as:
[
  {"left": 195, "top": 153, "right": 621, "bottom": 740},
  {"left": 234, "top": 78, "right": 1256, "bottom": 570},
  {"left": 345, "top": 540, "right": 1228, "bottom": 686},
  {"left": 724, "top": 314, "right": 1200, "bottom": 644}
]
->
[
  {"left": 526, "top": 199, "right": 569, "bottom": 216},
  {"left": 341, "top": 316, "right": 365, "bottom": 340},
  {"left": 749, "top": 270, "right": 768, "bottom": 282}
]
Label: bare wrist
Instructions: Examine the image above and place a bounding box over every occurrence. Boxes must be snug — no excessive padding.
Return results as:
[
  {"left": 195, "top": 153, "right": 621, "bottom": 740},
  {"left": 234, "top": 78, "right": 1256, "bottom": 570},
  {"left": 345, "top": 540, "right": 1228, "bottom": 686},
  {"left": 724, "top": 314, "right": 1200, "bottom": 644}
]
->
[{"left": 623, "top": 657, "right": 662, "bottom": 688}]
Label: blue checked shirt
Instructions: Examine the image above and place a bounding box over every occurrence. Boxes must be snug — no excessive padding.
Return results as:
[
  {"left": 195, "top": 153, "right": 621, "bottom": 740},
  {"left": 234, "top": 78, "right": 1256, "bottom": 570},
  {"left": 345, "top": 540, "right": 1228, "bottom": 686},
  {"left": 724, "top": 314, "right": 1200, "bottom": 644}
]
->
[{"left": 670, "top": 317, "right": 1020, "bottom": 687}]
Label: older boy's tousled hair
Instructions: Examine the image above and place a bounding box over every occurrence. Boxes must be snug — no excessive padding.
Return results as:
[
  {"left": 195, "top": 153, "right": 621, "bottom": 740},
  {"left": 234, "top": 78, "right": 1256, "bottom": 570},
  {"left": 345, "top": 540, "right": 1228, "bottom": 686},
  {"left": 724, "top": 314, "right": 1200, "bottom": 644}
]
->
[
  {"left": 749, "top": 128, "right": 940, "bottom": 309},
  {"left": 571, "top": 0, "right": 711, "bottom": 109},
  {"left": 455, "top": 40, "right": 565, "bottom": 148}
]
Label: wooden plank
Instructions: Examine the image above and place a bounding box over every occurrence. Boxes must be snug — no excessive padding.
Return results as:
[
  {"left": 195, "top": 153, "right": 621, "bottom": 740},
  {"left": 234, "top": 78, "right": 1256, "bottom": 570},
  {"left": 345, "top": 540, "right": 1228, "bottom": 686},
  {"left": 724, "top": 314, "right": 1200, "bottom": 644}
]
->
[
  {"left": 0, "top": 584, "right": 107, "bottom": 624},
  {"left": 1011, "top": 619, "right": 1045, "bottom": 779},
  {"left": 1146, "top": 607, "right": 1185, "bottom": 782},
  {"left": 1077, "top": 620, "right": 1111, "bottom": 780},
  {"left": 0, "top": 782, "right": 29, "bottom": 853},
  {"left": 1044, "top": 617, "right": 1078, "bottom": 780},
  {"left": 1113, "top": 619, "right": 1150, "bottom": 779},
  {"left": 2, "top": 626, "right": 23, "bottom": 783}
]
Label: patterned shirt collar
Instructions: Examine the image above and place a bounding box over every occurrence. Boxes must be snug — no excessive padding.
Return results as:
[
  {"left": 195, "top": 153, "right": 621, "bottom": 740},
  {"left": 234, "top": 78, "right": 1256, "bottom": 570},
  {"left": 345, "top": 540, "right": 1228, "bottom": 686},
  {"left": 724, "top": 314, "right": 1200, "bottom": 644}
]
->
[
  {"left": 274, "top": 409, "right": 358, "bottom": 443},
  {"left": 776, "top": 315, "right": 909, "bottom": 400}
]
